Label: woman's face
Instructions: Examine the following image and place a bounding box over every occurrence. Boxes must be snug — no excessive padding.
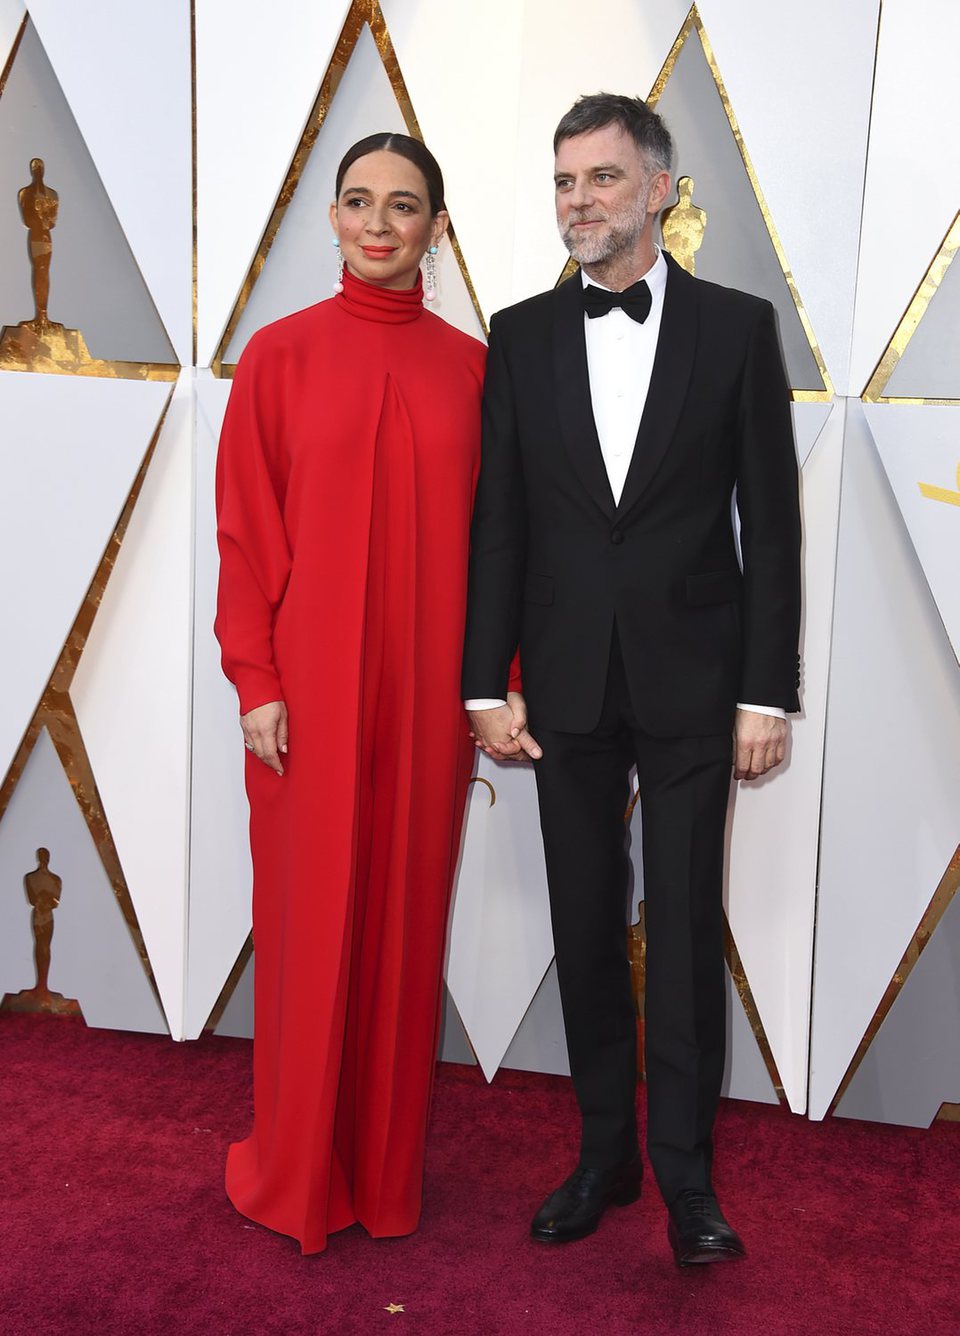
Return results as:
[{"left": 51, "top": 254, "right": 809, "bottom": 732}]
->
[{"left": 330, "top": 150, "right": 447, "bottom": 290}]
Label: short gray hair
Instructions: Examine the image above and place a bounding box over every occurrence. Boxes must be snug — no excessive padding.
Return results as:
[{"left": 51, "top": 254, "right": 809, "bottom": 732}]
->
[{"left": 554, "top": 93, "right": 674, "bottom": 177}]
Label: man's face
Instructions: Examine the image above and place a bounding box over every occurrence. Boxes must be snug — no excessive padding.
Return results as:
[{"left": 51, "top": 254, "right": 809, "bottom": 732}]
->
[{"left": 554, "top": 124, "right": 664, "bottom": 265}]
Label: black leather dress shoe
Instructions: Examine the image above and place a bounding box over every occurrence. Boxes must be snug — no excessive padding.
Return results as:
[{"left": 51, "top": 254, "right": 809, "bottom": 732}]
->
[
  {"left": 530, "top": 1156, "right": 642, "bottom": 1243},
  {"left": 667, "top": 1190, "right": 746, "bottom": 1265}
]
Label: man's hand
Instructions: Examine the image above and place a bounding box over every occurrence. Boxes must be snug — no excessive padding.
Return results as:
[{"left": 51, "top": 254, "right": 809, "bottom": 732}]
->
[
  {"left": 468, "top": 692, "right": 542, "bottom": 761},
  {"left": 733, "top": 709, "right": 786, "bottom": 781},
  {"left": 241, "top": 700, "right": 288, "bottom": 776}
]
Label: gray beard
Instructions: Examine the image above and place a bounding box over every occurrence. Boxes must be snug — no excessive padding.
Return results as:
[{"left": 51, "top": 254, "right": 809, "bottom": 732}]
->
[{"left": 559, "top": 194, "right": 651, "bottom": 265}]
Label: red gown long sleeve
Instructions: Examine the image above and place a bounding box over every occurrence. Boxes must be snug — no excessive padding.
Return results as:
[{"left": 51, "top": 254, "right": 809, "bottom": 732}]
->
[{"left": 215, "top": 270, "right": 484, "bottom": 1254}]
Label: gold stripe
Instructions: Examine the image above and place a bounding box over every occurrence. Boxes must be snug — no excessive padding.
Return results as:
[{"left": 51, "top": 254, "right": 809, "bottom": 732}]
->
[
  {"left": 688, "top": 9, "right": 833, "bottom": 400},
  {"left": 0, "top": 13, "right": 26, "bottom": 98},
  {"left": 556, "top": 255, "right": 578, "bottom": 289},
  {"left": 826, "top": 843, "right": 960, "bottom": 1117},
  {"left": 646, "top": 7, "right": 696, "bottom": 107},
  {"left": 918, "top": 479, "right": 960, "bottom": 507},
  {"left": 936, "top": 1102, "right": 960, "bottom": 1123},
  {"left": 862, "top": 211, "right": 960, "bottom": 405},
  {"left": 724, "top": 912, "right": 788, "bottom": 1105},
  {"left": 0, "top": 354, "right": 179, "bottom": 381},
  {"left": 203, "top": 931, "right": 253, "bottom": 1032},
  {"left": 212, "top": 0, "right": 487, "bottom": 376}
]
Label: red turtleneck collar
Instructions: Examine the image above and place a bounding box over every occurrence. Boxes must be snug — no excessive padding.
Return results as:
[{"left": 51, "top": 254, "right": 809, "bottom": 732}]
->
[{"left": 336, "top": 266, "right": 425, "bottom": 324}]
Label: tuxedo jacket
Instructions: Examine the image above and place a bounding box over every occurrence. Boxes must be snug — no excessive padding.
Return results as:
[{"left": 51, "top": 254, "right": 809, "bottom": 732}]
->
[{"left": 462, "top": 251, "right": 802, "bottom": 738}]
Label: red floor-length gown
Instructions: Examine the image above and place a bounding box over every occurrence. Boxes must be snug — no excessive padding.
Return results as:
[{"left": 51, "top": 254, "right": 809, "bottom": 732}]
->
[{"left": 214, "top": 269, "right": 485, "bottom": 1254}]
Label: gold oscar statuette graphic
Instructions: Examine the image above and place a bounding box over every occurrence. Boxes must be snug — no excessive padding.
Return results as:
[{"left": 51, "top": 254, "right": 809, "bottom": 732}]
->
[
  {"left": 1, "top": 848, "right": 83, "bottom": 1017},
  {"left": 661, "top": 176, "right": 706, "bottom": 276},
  {"left": 0, "top": 158, "right": 98, "bottom": 370},
  {"left": 919, "top": 462, "right": 960, "bottom": 508},
  {"left": 0, "top": 158, "right": 176, "bottom": 380}
]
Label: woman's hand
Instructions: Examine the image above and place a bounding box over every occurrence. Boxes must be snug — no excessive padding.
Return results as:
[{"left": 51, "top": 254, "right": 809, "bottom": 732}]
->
[{"left": 241, "top": 701, "right": 288, "bottom": 776}]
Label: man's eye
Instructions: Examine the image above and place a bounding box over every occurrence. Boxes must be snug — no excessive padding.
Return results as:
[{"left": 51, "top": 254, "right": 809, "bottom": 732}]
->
[
  {"left": 556, "top": 179, "right": 572, "bottom": 191},
  {"left": 346, "top": 198, "right": 365, "bottom": 207},
  {"left": 596, "top": 173, "right": 612, "bottom": 182}
]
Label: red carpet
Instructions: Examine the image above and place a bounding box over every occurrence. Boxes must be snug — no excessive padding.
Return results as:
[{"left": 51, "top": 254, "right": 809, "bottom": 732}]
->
[{"left": 1, "top": 1014, "right": 958, "bottom": 1336}]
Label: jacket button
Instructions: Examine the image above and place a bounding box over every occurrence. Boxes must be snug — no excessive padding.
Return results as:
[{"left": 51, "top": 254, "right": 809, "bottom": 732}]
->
[{"left": 610, "top": 530, "right": 623, "bottom": 545}]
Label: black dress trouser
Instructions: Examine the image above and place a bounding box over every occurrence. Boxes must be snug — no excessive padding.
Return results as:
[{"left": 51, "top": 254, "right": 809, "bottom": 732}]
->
[{"left": 530, "top": 626, "right": 732, "bottom": 1207}]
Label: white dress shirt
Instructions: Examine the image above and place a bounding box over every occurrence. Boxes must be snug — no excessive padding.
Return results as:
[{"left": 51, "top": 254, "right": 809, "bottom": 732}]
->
[{"left": 466, "top": 249, "right": 784, "bottom": 720}]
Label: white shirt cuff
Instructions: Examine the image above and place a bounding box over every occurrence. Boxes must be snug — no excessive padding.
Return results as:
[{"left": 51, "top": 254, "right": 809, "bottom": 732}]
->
[
  {"left": 464, "top": 698, "right": 507, "bottom": 711},
  {"left": 737, "top": 703, "right": 786, "bottom": 719}
]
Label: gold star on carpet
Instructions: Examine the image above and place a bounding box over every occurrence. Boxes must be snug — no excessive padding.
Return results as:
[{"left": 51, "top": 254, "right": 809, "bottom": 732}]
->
[{"left": 384, "top": 1303, "right": 405, "bottom": 1314}]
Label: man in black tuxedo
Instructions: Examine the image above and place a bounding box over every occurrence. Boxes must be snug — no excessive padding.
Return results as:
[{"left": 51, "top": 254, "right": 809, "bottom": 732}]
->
[{"left": 462, "top": 94, "right": 800, "bottom": 1266}]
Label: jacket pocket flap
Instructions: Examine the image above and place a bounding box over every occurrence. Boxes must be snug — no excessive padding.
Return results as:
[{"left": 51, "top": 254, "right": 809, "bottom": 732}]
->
[
  {"left": 524, "top": 573, "right": 555, "bottom": 606},
  {"left": 686, "top": 570, "right": 740, "bottom": 606}
]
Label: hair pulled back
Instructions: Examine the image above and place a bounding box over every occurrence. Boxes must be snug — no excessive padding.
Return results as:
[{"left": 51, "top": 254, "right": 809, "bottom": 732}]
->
[{"left": 335, "top": 132, "right": 446, "bottom": 215}]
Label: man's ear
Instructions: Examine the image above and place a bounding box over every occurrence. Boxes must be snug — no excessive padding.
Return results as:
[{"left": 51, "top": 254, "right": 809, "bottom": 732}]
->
[{"left": 649, "top": 172, "right": 672, "bottom": 215}]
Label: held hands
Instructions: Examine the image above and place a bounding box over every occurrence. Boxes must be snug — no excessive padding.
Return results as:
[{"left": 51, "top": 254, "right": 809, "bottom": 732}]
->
[
  {"left": 733, "top": 709, "right": 786, "bottom": 781},
  {"left": 241, "top": 700, "right": 288, "bottom": 776},
  {"left": 468, "top": 691, "right": 543, "bottom": 762}
]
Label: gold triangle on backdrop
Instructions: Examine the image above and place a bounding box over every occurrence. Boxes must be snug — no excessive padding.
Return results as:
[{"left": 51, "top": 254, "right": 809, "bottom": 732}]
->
[
  {"left": 0, "top": 16, "right": 179, "bottom": 381},
  {"left": 213, "top": 0, "right": 485, "bottom": 377},
  {"left": 862, "top": 211, "right": 960, "bottom": 405},
  {"left": 557, "top": 4, "right": 833, "bottom": 404},
  {"left": 826, "top": 842, "right": 960, "bottom": 1117}
]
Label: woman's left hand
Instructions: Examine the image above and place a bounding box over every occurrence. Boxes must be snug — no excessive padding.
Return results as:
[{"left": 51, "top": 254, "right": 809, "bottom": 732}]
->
[{"left": 241, "top": 700, "right": 288, "bottom": 776}]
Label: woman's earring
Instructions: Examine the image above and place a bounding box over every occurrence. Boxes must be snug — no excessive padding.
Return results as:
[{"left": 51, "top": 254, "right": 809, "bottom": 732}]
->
[
  {"left": 423, "top": 244, "right": 439, "bottom": 302},
  {"left": 333, "top": 237, "right": 344, "bottom": 294}
]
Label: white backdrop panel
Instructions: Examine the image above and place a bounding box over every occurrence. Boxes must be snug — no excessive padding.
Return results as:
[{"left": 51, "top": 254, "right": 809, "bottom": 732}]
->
[
  {"left": 445, "top": 755, "right": 556, "bottom": 1081},
  {"left": 185, "top": 372, "right": 252, "bottom": 1038},
  {"left": 727, "top": 401, "right": 844, "bottom": 1113},
  {"left": 869, "top": 405, "right": 960, "bottom": 661},
  {"left": 511, "top": 0, "right": 690, "bottom": 305},
  {"left": 380, "top": 0, "right": 523, "bottom": 325},
  {"left": 793, "top": 402, "right": 834, "bottom": 469},
  {"left": 0, "top": 374, "right": 170, "bottom": 784},
  {"left": 70, "top": 370, "right": 195, "bottom": 1038},
  {"left": 697, "top": 0, "right": 878, "bottom": 395},
  {"left": 809, "top": 400, "right": 960, "bottom": 1119},
  {"left": 195, "top": 0, "right": 350, "bottom": 365},
  {"left": 28, "top": 1, "right": 193, "bottom": 364},
  {"left": 849, "top": 0, "right": 960, "bottom": 394}
]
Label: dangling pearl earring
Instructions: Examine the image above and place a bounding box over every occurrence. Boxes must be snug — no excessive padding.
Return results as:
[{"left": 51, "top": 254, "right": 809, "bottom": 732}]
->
[
  {"left": 423, "top": 244, "right": 438, "bottom": 302},
  {"left": 332, "top": 237, "right": 344, "bottom": 294}
]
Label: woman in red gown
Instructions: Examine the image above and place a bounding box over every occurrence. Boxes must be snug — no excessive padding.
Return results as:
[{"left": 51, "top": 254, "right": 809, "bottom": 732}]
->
[{"left": 214, "top": 133, "right": 485, "bottom": 1254}]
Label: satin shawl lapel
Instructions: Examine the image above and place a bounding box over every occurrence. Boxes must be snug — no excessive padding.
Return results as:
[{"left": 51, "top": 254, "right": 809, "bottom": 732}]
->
[
  {"left": 615, "top": 254, "right": 698, "bottom": 521},
  {"left": 552, "top": 273, "right": 616, "bottom": 520}
]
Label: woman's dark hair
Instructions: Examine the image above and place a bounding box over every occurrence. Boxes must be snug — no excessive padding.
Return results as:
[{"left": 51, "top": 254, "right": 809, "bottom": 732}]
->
[{"left": 335, "top": 132, "right": 446, "bottom": 215}]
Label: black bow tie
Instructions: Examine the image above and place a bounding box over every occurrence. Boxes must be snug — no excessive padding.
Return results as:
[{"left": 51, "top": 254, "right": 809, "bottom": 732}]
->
[{"left": 582, "top": 279, "right": 652, "bottom": 324}]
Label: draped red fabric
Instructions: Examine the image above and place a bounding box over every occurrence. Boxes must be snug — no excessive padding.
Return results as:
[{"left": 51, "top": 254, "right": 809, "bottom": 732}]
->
[{"left": 215, "top": 269, "right": 485, "bottom": 1253}]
